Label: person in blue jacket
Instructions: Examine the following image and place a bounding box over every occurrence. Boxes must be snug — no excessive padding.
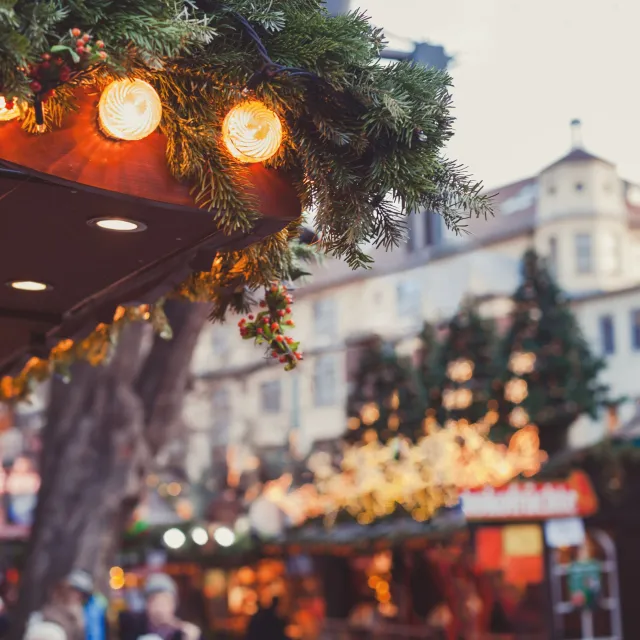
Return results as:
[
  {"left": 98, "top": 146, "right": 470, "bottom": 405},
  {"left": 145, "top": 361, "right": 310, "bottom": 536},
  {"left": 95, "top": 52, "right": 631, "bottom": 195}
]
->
[
  {"left": 65, "top": 569, "right": 108, "bottom": 640},
  {"left": 84, "top": 591, "right": 108, "bottom": 640}
]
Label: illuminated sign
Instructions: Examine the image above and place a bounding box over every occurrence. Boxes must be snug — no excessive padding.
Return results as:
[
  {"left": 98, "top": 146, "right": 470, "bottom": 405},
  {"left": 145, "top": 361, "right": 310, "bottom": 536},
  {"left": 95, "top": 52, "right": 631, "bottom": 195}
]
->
[{"left": 461, "top": 471, "right": 598, "bottom": 521}]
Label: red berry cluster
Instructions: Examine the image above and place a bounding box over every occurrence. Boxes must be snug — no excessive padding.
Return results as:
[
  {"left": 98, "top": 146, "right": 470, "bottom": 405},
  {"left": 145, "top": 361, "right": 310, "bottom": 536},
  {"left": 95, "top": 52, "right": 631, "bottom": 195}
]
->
[
  {"left": 238, "top": 284, "right": 302, "bottom": 370},
  {"left": 27, "top": 28, "right": 108, "bottom": 101}
]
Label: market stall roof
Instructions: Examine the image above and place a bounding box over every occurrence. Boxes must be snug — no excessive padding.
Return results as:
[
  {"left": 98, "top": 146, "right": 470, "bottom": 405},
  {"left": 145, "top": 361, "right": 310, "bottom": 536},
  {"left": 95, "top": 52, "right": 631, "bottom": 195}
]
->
[
  {"left": 267, "top": 507, "right": 466, "bottom": 551},
  {"left": 0, "top": 91, "right": 300, "bottom": 375}
]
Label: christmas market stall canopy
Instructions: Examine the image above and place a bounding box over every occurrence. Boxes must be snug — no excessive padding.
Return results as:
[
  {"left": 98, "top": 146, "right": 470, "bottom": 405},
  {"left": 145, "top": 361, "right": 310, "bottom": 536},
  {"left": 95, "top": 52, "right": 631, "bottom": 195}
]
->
[{"left": 0, "top": 0, "right": 490, "bottom": 399}]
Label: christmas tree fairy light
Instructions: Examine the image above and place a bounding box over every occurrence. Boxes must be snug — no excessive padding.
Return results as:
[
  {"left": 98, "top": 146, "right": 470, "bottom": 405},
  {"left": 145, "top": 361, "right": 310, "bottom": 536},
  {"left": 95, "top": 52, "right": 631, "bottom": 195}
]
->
[
  {"left": 508, "top": 351, "right": 536, "bottom": 376},
  {"left": 504, "top": 378, "right": 529, "bottom": 404},
  {"left": 446, "top": 358, "right": 474, "bottom": 382}
]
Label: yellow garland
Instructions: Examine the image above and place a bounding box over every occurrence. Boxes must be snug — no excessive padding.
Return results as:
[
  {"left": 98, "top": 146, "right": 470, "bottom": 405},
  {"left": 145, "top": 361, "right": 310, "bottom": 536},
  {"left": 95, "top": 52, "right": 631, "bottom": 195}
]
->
[{"left": 0, "top": 303, "right": 170, "bottom": 404}]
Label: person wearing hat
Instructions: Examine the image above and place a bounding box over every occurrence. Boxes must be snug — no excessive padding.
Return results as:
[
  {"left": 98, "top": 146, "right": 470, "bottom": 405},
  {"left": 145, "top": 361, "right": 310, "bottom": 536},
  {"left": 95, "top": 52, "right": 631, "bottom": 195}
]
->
[
  {"left": 119, "top": 574, "right": 200, "bottom": 640},
  {"left": 28, "top": 570, "right": 94, "bottom": 640}
]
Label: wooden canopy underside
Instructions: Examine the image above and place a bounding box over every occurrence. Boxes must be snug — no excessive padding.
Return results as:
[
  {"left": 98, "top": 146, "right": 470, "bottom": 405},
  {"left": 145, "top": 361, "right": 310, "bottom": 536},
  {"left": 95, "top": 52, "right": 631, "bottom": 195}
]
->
[{"left": 0, "top": 90, "right": 301, "bottom": 375}]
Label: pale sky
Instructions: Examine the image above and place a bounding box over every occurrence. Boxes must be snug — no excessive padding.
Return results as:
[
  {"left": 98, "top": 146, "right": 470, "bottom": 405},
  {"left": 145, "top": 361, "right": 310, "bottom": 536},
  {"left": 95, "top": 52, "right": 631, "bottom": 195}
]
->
[{"left": 347, "top": 0, "right": 640, "bottom": 189}]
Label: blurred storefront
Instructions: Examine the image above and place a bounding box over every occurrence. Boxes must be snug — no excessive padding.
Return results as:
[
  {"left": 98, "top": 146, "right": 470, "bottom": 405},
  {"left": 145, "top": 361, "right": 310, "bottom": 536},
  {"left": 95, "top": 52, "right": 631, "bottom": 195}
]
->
[
  {"left": 463, "top": 471, "right": 622, "bottom": 640},
  {"left": 113, "top": 469, "right": 618, "bottom": 640}
]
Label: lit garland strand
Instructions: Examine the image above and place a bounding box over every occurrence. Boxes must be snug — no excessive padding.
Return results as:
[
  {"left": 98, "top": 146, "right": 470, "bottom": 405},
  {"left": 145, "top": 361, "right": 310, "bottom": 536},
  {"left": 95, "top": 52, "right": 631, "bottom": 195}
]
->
[{"left": 0, "top": 303, "right": 171, "bottom": 403}]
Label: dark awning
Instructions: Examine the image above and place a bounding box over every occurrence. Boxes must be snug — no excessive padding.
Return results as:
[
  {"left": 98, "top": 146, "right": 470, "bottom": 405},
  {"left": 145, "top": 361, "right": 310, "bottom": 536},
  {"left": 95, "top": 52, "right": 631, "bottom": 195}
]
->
[{"left": 0, "top": 90, "right": 300, "bottom": 374}]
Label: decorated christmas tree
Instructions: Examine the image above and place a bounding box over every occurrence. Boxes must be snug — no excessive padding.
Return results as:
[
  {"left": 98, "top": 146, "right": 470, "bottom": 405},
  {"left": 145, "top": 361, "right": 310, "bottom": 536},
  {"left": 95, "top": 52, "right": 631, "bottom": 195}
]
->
[
  {"left": 497, "top": 250, "right": 608, "bottom": 455},
  {"left": 346, "top": 336, "right": 426, "bottom": 442},
  {"left": 432, "top": 301, "right": 498, "bottom": 425}
]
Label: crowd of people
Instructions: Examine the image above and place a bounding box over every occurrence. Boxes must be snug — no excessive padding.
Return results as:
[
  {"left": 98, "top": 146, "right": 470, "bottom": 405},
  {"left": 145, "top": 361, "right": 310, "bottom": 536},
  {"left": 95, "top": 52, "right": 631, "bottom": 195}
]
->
[
  {"left": 0, "top": 569, "right": 292, "bottom": 640},
  {"left": 18, "top": 571, "right": 203, "bottom": 640}
]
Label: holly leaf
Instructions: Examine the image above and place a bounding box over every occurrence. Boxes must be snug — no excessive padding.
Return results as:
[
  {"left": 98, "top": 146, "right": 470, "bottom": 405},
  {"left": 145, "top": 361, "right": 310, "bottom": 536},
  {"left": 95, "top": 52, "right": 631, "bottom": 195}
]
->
[{"left": 51, "top": 45, "right": 80, "bottom": 64}]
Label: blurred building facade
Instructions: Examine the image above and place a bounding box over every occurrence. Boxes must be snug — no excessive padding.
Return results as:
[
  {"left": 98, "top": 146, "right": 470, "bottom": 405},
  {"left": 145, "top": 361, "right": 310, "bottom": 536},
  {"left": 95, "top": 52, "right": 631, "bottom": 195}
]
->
[{"left": 183, "top": 120, "right": 640, "bottom": 484}]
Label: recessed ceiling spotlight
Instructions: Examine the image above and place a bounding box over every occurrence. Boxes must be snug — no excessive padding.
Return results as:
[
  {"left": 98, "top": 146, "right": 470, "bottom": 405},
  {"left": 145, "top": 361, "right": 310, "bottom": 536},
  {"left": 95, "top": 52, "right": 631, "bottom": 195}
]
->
[
  {"left": 7, "top": 280, "right": 51, "bottom": 292},
  {"left": 88, "top": 218, "right": 147, "bottom": 232}
]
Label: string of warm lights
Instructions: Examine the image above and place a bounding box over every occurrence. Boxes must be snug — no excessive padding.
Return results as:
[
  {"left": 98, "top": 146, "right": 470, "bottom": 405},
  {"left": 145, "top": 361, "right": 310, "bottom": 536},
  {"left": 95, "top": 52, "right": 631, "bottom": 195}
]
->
[
  {"left": 256, "top": 350, "right": 545, "bottom": 528},
  {"left": 261, "top": 419, "right": 546, "bottom": 528},
  {"left": 1, "top": 73, "right": 284, "bottom": 163}
]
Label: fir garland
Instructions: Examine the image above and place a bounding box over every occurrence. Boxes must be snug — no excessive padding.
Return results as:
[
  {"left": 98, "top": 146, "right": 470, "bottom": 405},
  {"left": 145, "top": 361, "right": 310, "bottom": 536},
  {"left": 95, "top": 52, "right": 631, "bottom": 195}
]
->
[{"left": 0, "top": 0, "right": 491, "bottom": 399}]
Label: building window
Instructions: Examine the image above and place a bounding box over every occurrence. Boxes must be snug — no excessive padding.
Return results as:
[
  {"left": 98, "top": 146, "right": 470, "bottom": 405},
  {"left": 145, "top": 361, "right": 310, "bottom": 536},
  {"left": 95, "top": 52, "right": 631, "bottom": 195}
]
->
[
  {"left": 260, "top": 380, "right": 281, "bottom": 414},
  {"left": 631, "top": 310, "right": 640, "bottom": 351},
  {"left": 396, "top": 279, "right": 422, "bottom": 319},
  {"left": 425, "top": 212, "right": 441, "bottom": 247},
  {"left": 548, "top": 236, "right": 558, "bottom": 277},
  {"left": 212, "top": 387, "right": 231, "bottom": 444},
  {"left": 602, "top": 233, "right": 621, "bottom": 275},
  {"left": 313, "top": 298, "right": 338, "bottom": 338},
  {"left": 575, "top": 233, "right": 593, "bottom": 274},
  {"left": 600, "top": 315, "right": 615, "bottom": 355},
  {"left": 314, "top": 354, "right": 338, "bottom": 407}
]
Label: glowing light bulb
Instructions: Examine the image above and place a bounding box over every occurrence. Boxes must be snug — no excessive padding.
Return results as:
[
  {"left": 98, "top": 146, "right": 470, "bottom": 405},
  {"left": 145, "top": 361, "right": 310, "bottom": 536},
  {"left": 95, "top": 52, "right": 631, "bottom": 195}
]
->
[
  {"left": 360, "top": 403, "right": 380, "bottom": 426},
  {"left": 509, "top": 406, "right": 530, "bottom": 429},
  {"left": 8, "top": 280, "right": 49, "bottom": 292},
  {"left": 222, "top": 100, "right": 283, "bottom": 163},
  {"left": 98, "top": 79, "right": 162, "bottom": 141},
  {"left": 163, "top": 527, "right": 186, "bottom": 549},
  {"left": 509, "top": 351, "right": 536, "bottom": 376},
  {"left": 0, "top": 96, "right": 22, "bottom": 122},
  {"left": 505, "top": 378, "right": 529, "bottom": 404},
  {"left": 446, "top": 358, "right": 474, "bottom": 383},
  {"left": 91, "top": 218, "right": 145, "bottom": 232},
  {"left": 109, "top": 575, "right": 125, "bottom": 590},
  {"left": 191, "top": 526, "right": 209, "bottom": 546},
  {"left": 109, "top": 566, "right": 124, "bottom": 578},
  {"left": 213, "top": 526, "right": 236, "bottom": 547}
]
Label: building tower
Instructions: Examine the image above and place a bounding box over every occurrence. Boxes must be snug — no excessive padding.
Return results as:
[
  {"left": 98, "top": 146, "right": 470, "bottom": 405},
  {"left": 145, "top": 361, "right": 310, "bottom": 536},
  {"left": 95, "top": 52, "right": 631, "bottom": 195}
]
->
[{"left": 534, "top": 119, "right": 631, "bottom": 294}]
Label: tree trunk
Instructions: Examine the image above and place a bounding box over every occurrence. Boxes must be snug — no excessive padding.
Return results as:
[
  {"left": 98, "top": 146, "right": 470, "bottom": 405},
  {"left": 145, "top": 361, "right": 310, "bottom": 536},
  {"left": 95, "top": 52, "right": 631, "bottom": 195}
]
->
[{"left": 12, "top": 301, "right": 210, "bottom": 636}]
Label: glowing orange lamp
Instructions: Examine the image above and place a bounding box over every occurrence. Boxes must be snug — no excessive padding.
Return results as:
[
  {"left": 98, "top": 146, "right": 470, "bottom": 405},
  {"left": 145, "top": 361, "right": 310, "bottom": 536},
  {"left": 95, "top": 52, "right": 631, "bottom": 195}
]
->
[
  {"left": 98, "top": 79, "right": 162, "bottom": 141},
  {"left": 0, "top": 96, "right": 22, "bottom": 122},
  {"left": 222, "top": 100, "right": 283, "bottom": 163}
]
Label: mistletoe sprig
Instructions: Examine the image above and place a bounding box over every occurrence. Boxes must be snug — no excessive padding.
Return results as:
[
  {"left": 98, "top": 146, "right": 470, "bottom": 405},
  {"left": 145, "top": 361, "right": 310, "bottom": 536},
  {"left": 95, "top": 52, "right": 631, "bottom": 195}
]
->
[{"left": 238, "top": 284, "right": 302, "bottom": 371}]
